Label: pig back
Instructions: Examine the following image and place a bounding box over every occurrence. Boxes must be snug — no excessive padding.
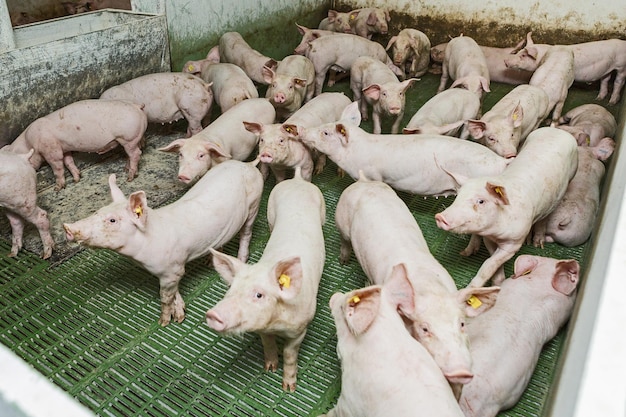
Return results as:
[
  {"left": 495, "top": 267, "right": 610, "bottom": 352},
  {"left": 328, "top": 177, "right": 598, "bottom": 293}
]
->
[{"left": 285, "top": 92, "right": 352, "bottom": 127}]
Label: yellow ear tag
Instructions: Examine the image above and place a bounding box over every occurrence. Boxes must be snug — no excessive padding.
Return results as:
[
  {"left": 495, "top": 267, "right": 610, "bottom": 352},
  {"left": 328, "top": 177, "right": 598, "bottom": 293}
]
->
[
  {"left": 187, "top": 64, "right": 195, "bottom": 72},
  {"left": 495, "top": 187, "right": 503, "bottom": 197},
  {"left": 586, "top": 136, "right": 590, "bottom": 146},
  {"left": 134, "top": 206, "right": 143, "bottom": 217},
  {"left": 284, "top": 125, "right": 293, "bottom": 134},
  {"left": 340, "top": 127, "right": 346, "bottom": 135},
  {"left": 348, "top": 295, "right": 361, "bottom": 305},
  {"left": 350, "top": 14, "right": 355, "bottom": 20},
  {"left": 466, "top": 295, "right": 482, "bottom": 309},
  {"left": 512, "top": 113, "right": 519, "bottom": 121},
  {"left": 278, "top": 274, "right": 291, "bottom": 289}
]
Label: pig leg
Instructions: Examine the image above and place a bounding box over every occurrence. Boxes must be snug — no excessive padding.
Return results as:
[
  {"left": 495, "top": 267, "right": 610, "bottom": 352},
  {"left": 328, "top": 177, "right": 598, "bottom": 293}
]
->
[
  {"left": 437, "top": 63, "right": 449, "bottom": 93},
  {"left": 63, "top": 153, "right": 81, "bottom": 183},
  {"left": 339, "top": 234, "right": 353, "bottom": 265},
  {"left": 596, "top": 73, "right": 612, "bottom": 101},
  {"left": 482, "top": 238, "right": 506, "bottom": 285},
  {"left": 120, "top": 140, "right": 143, "bottom": 182},
  {"left": 282, "top": 331, "right": 306, "bottom": 392},
  {"left": 460, "top": 234, "right": 483, "bottom": 256},
  {"left": 313, "top": 153, "right": 326, "bottom": 175},
  {"left": 314, "top": 65, "right": 331, "bottom": 96},
  {"left": 372, "top": 111, "right": 383, "bottom": 135},
  {"left": 532, "top": 218, "right": 548, "bottom": 249},
  {"left": 20, "top": 206, "right": 54, "bottom": 259},
  {"left": 391, "top": 112, "right": 405, "bottom": 135},
  {"left": 236, "top": 204, "right": 261, "bottom": 263},
  {"left": 158, "top": 272, "right": 186, "bottom": 326},
  {"left": 261, "top": 334, "right": 279, "bottom": 372},
  {"left": 609, "top": 71, "right": 626, "bottom": 105},
  {"left": 179, "top": 100, "right": 208, "bottom": 137},
  {"left": 468, "top": 242, "right": 518, "bottom": 288},
  {"left": 37, "top": 139, "right": 67, "bottom": 190},
  {"left": 5, "top": 212, "right": 25, "bottom": 257}
]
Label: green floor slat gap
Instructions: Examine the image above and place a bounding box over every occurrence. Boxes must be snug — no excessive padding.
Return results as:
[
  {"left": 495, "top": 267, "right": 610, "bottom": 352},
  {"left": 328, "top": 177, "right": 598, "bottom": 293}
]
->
[{"left": 0, "top": 70, "right": 619, "bottom": 416}]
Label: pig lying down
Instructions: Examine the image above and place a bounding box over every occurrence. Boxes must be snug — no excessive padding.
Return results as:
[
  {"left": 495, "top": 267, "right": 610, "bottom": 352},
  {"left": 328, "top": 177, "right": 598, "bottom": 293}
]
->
[
  {"left": 320, "top": 275, "right": 464, "bottom": 417},
  {"left": 555, "top": 103, "right": 617, "bottom": 146},
  {"left": 435, "top": 127, "right": 578, "bottom": 287},
  {"left": 4, "top": 99, "right": 148, "bottom": 191},
  {"left": 64, "top": 159, "right": 264, "bottom": 326},
  {"left": 206, "top": 168, "right": 326, "bottom": 392},
  {"left": 459, "top": 255, "right": 579, "bottom": 417},
  {"left": 0, "top": 149, "right": 55, "bottom": 259},
  {"left": 100, "top": 72, "right": 214, "bottom": 137}
]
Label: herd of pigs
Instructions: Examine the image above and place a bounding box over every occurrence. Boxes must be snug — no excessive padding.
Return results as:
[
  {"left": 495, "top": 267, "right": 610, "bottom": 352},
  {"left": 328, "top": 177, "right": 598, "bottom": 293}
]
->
[{"left": 1, "top": 6, "right": 624, "bottom": 417}]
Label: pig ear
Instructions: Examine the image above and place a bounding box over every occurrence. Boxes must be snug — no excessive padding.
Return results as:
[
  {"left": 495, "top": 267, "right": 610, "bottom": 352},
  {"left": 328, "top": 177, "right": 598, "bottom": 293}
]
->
[
  {"left": 510, "top": 102, "right": 524, "bottom": 128},
  {"left": 525, "top": 46, "right": 539, "bottom": 60},
  {"left": 158, "top": 138, "right": 187, "bottom": 153},
  {"left": 281, "top": 123, "right": 301, "bottom": 138},
  {"left": 203, "top": 142, "right": 231, "bottom": 159},
  {"left": 526, "top": 31, "right": 535, "bottom": 46},
  {"left": 265, "top": 59, "right": 278, "bottom": 72},
  {"left": 366, "top": 11, "right": 377, "bottom": 26},
  {"left": 340, "top": 101, "right": 362, "bottom": 126},
  {"left": 385, "top": 36, "right": 398, "bottom": 50},
  {"left": 385, "top": 263, "right": 416, "bottom": 318},
  {"left": 591, "top": 137, "right": 615, "bottom": 161},
  {"left": 295, "top": 23, "right": 307, "bottom": 36},
  {"left": 343, "top": 286, "right": 382, "bottom": 336},
  {"left": 243, "top": 121, "right": 263, "bottom": 135},
  {"left": 552, "top": 259, "right": 580, "bottom": 296},
  {"left": 210, "top": 248, "right": 246, "bottom": 285},
  {"left": 385, "top": 10, "right": 391, "bottom": 22},
  {"left": 466, "top": 119, "right": 486, "bottom": 139},
  {"left": 486, "top": 182, "right": 509, "bottom": 205},
  {"left": 458, "top": 286, "right": 500, "bottom": 317},
  {"left": 128, "top": 191, "right": 148, "bottom": 231},
  {"left": 108, "top": 174, "right": 126, "bottom": 203},
  {"left": 262, "top": 66, "right": 275, "bottom": 84},
  {"left": 273, "top": 256, "right": 303, "bottom": 300},
  {"left": 438, "top": 120, "right": 466, "bottom": 135},
  {"left": 512, "top": 254, "right": 538, "bottom": 278},
  {"left": 480, "top": 77, "right": 491, "bottom": 93},
  {"left": 206, "top": 45, "right": 220, "bottom": 62},
  {"left": 293, "top": 77, "right": 308, "bottom": 88},
  {"left": 401, "top": 78, "right": 419, "bottom": 92},
  {"left": 362, "top": 84, "right": 382, "bottom": 101},
  {"left": 327, "top": 9, "right": 338, "bottom": 21},
  {"left": 402, "top": 127, "right": 420, "bottom": 134},
  {"left": 335, "top": 123, "right": 350, "bottom": 146},
  {"left": 450, "top": 78, "right": 466, "bottom": 89}
]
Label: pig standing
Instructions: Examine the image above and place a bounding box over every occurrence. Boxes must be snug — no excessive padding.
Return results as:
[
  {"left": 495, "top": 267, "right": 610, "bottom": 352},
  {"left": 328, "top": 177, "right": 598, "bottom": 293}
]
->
[
  {"left": 350, "top": 56, "right": 419, "bottom": 134},
  {"left": 435, "top": 127, "right": 578, "bottom": 288},
  {"left": 244, "top": 92, "right": 351, "bottom": 182},
  {"left": 0, "top": 150, "right": 55, "bottom": 259},
  {"left": 293, "top": 101, "right": 510, "bottom": 197},
  {"left": 437, "top": 36, "right": 491, "bottom": 101},
  {"left": 63, "top": 159, "right": 264, "bottom": 326},
  {"left": 317, "top": 9, "right": 356, "bottom": 33},
  {"left": 385, "top": 28, "right": 431, "bottom": 78},
  {"left": 349, "top": 7, "right": 390, "bottom": 39},
  {"left": 263, "top": 55, "right": 316, "bottom": 121},
  {"left": 304, "top": 33, "right": 404, "bottom": 96},
  {"left": 458, "top": 255, "right": 579, "bottom": 417},
  {"left": 206, "top": 168, "right": 326, "bottom": 392},
  {"left": 335, "top": 174, "right": 500, "bottom": 387},
  {"left": 556, "top": 103, "right": 617, "bottom": 146},
  {"left": 100, "top": 72, "right": 213, "bottom": 137},
  {"left": 4, "top": 99, "right": 147, "bottom": 190},
  {"left": 158, "top": 98, "right": 276, "bottom": 184},
  {"left": 536, "top": 139, "right": 615, "bottom": 247},
  {"left": 320, "top": 276, "right": 465, "bottom": 417},
  {"left": 403, "top": 88, "right": 481, "bottom": 139},
  {"left": 218, "top": 32, "right": 278, "bottom": 85},
  {"left": 466, "top": 84, "right": 551, "bottom": 158}
]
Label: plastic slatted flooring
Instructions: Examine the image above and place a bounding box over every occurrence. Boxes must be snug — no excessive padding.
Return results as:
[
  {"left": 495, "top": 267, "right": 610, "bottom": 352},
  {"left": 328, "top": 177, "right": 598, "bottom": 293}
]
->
[{"left": 0, "top": 72, "right": 614, "bottom": 416}]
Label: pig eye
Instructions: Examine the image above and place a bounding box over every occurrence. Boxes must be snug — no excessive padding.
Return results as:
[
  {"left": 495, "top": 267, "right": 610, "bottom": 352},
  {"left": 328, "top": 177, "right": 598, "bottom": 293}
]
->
[
  {"left": 487, "top": 136, "right": 496, "bottom": 143},
  {"left": 259, "top": 138, "right": 264, "bottom": 144},
  {"left": 477, "top": 199, "right": 485, "bottom": 205},
  {"left": 109, "top": 218, "right": 117, "bottom": 224},
  {"left": 198, "top": 152, "right": 205, "bottom": 159},
  {"left": 254, "top": 292, "right": 264, "bottom": 299}
]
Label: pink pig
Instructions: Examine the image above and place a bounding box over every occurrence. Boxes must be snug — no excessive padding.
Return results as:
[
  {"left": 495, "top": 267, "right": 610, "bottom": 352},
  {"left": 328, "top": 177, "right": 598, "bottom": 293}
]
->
[
  {"left": 317, "top": 9, "right": 356, "bottom": 34},
  {"left": 218, "top": 32, "right": 278, "bottom": 85},
  {"left": 349, "top": 7, "right": 390, "bottom": 39},
  {"left": 437, "top": 35, "right": 491, "bottom": 101},
  {"left": 458, "top": 255, "right": 579, "bottom": 417},
  {"left": 0, "top": 149, "right": 55, "bottom": 259},
  {"left": 385, "top": 28, "right": 431, "bottom": 78},
  {"left": 263, "top": 55, "right": 316, "bottom": 121},
  {"left": 63, "top": 159, "right": 264, "bottom": 326},
  {"left": 293, "top": 24, "right": 339, "bottom": 55},
  {"left": 4, "top": 99, "right": 147, "bottom": 190},
  {"left": 206, "top": 168, "right": 326, "bottom": 392},
  {"left": 556, "top": 103, "right": 617, "bottom": 146}
]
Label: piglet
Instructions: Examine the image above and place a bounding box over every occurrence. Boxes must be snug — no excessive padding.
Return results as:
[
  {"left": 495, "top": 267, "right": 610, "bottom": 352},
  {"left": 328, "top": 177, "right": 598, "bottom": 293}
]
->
[
  {"left": 349, "top": 7, "right": 390, "bottom": 39},
  {"left": 437, "top": 35, "right": 491, "bottom": 101},
  {"left": 435, "top": 127, "right": 578, "bottom": 287},
  {"left": 403, "top": 88, "right": 481, "bottom": 138},
  {"left": 320, "top": 273, "right": 465, "bottom": 417},
  {"left": 218, "top": 32, "right": 278, "bottom": 85},
  {"left": 263, "top": 55, "right": 315, "bottom": 121},
  {"left": 385, "top": 28, "right": 431, "bottom": 78},
  {"left": 458, "top": 255, "right": 579, "bottom": 417},
  {"left": 245, "top": 92, "right": 351, "bottom": 182},
  {"left": 206, "top": 168, "right": 326, "bottom": 392},
  {"left": 100, "top": 72, "right": 213, "bottom": 137},
  {"left": 4, "top": 99, "right": 147, "bottom": 191},
  {"left": 0, "top": 149, "right": 54, "bottom": 259},
  {"left": 317, "top": 9, "right": 356, "bottom": 33},
  {"left": 63, "top": 159, "right": 264, "bottom": 326},
  {"left": 556, "top": 103, "right": 617, "bottom": 146},
  {"left": 294, "top": 101, "right": 510, "bottom": 197},
  {"left": 294, "top": 24, "right": 338, "bottom": 55},
  {"left": 536, "top": 138, "right": 615, "bottom": 247},
  {"left": 335, "top": 174, "right": 500, "bottom": 388},
  {"left": 159, "top": 98, "right": 276, "bottom": 184},
  {"left": 350, "top": 56, "right": 418, "bottom": 134}
]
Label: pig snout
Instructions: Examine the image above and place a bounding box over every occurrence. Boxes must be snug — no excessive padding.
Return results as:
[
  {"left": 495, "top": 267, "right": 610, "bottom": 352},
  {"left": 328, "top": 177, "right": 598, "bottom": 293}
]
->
[
  {"left": 444, "top": 369, "right": 474, "bottom": 385},
  {"left": 63, "top": 223, "right": 76, "bottom": 242},
  {"left": 434, "top": 213, "right": 451, "bottom": 230},
  {"left": 206, "top": 310, "right": 227, "bottom": 332},
  {"left": 388, "top": 105, "right": 401, "bottom": 115},
  {"left": 259, "top": 151, "right": 274, "bottom": 163},
  {"left": 178, "top": 174, "right": 192, "bottom": 184},
  {"left": 273, "top": 92, "right": 286, "bottom": 104}
]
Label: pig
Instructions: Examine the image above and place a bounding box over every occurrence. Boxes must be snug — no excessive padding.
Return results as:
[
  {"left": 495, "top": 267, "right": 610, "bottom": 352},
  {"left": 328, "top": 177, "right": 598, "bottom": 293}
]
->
[
  {"left": 4, "top": 99, "right": 147, "bottom": 191},
  {"left": 335, "top": 174, "right": 500, "bottom": 387},
  {"left": 535, "top": 139, "right": 615, "bottom": 247},
  {"left": 434, "top": 127, "right": 579, "bottom": 288},
  {"left": 458, "top": 255, "right": 579, "bottom": 417},
  {"left": 0, "top": 149, "right": 55, "bottom": 259},
  {"left": 504, "top": 40, "right": 575, "bottom": 125},
  {"left": 317, "top": 9, "right": 356, "bottom": 33},
  {"left": 293, "top": 101, "right": 510, "bottom": 197},
  {"left": 466, "top": 84, "right": 551, "bottom": 158},
  {"left": 206, "top": 168, "right": 326, "bottom": 392},
  {"left": 218, "top": 32, "right": 279, "bottom": 85},
  {"left": 158, "top": 98, "right": 276, "bottom": 184},
  {"left": 431, "top": 42, "right": 532, "bottom": 85},
  {"left": 555, "top": 103, "right": 617, "bottom": 146},
  {"left": 349, "top": 7, "right": 391, "bottom": 39},
  {"left": 196, "top": 62, "right": 258, "bottom": 114},
  {"left": 350, "top": 56, "right": 419, "bottom": 134},
  {"left": 263, "top": 55, "right": 316, "bottom": 121},
  {"left": 294, "top": 24, "right": 339, "bottom": 55},
  {"left": 244, "top": 92, "right": 351, "bottom": 182},
  {"left": 385, "top": 28, "right": 432, "bottom": 78},
  {"left": 100, "top": 72, "right": 213, "bottom": 137},
  {"left": 320, "top": 275, "right": 465, "bottom": 417},
  {"left": 63, "top": 159, "right": 264, "bottom": 326},
  {"left": 402, "top": 88, "right": 481, "bottom": 139},
  {"left": 304, "top": 33, "right": 404, "bottom": 96},
  {"left": 437, "top": 36, "right": 491, "bottom": 101}
]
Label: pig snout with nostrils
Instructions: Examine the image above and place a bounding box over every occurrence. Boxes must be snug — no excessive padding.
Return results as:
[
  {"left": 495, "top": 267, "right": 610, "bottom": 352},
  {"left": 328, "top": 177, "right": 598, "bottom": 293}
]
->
[{"left": 206, "top": 169, "right": 326, "bottom": 392}]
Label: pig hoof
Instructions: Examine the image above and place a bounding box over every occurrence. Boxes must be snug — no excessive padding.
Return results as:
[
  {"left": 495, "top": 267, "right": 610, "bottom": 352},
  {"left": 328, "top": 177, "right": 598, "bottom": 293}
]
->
[
  {"left": 264, "top": 360, "right": 278, "bottom": 372},
  {"left": 282, "top": 381, "right": 297, "bottom": 392}
]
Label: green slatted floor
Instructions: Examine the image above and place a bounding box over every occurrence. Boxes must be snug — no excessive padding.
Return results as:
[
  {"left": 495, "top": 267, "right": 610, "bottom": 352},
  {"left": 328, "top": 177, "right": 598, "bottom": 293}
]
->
[{"left": 0, "top": 72, "right": 618, "bottom": 416}]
